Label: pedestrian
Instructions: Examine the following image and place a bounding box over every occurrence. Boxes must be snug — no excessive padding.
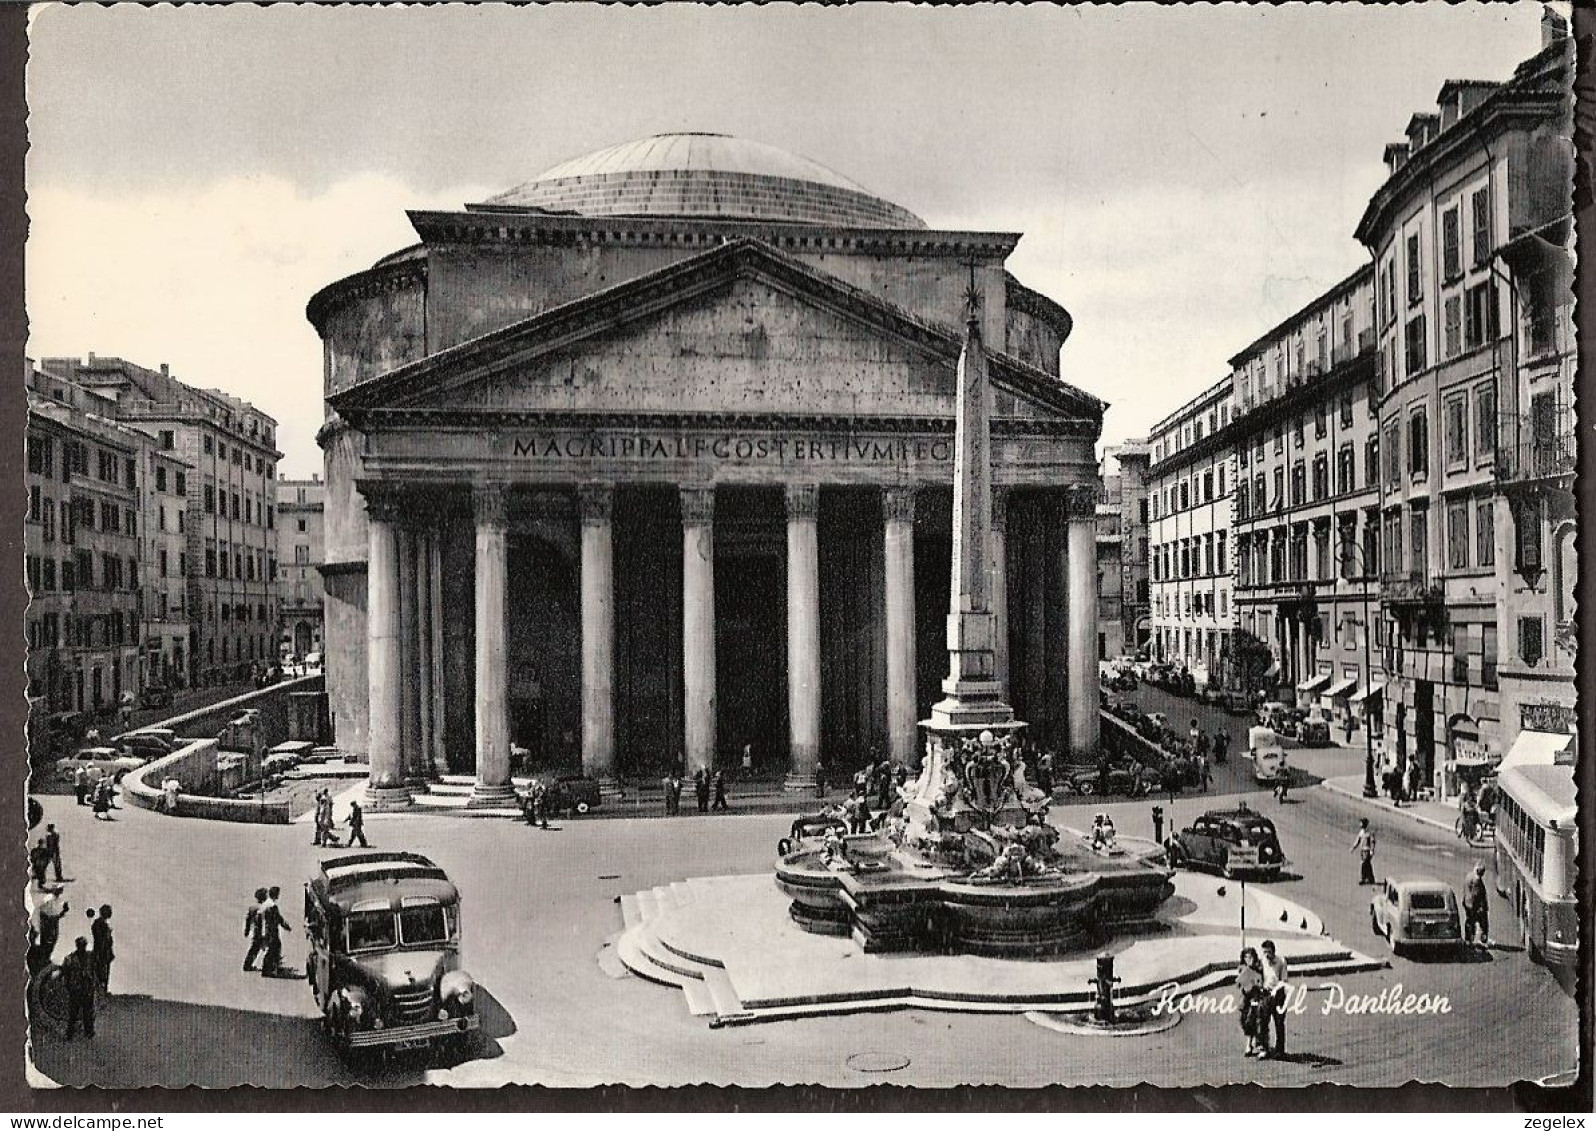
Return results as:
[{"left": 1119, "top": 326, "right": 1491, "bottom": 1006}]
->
[
  {"left": 815, "top": 760, "right": 828, "bottom": 800},
  {"left": 1352, "top": 818, "right": 1376, "bottom": 885},
  {"left": 1343, "top": 714, "right": 1356, "bottom": 745},
  {"left": 345, "top": 800, "right": 368, "bottom": 848},
  {"left": 711, "top": 770, "right": 729, "bottom": 812},
  {"left": 1237, "top": 946, "right": 1266, "bottom": 1057},
  {"left": 243, "top": 887, "right": 267, "bottom": 971},
  {"left": 312, "top": 789, "right": 331, "bottom": 846},
  {"left": 1151, "top": 804, "right": 1165, "bottom": 844},
  {"left": 29, "top": 838, "right": 50, "bottom": 887},
  {"left": 91, "top": 778, "right": 113, "bottom": 821},
  {"left": 1406, "top": 759, "right": 1423, "bottom": 803},
  {"left": 1200, "top": 756, "right": 1212, "bottom": 793},
  {"left": 742, "top": 743, "right": 753, "bottom": 773},
  {"left": 61, "top": 937, "right": 96, "bottom": 1040},
  {"left": 1189, "top": 719, "right": 1201, "bottom": 751},
  {"left": 1463, "top": 861, "right": 1491, "bottom": 947},
  {"left": 1213, "top": 729, "right": 1229, "bottom": 764},
  {"left": 261, "top": 886, "right": 290, "bottom": 977},
  {"left": 670, "top": 775, "right": 684, "bottom": 816},
  {"left": 1259, "top": 939, "right": 1289, "bottom": 1058},
  {"left": 1036, "top": 750, "right": 1054, "bottom": 794},
  {"left": 90, "top": 904, "right": 114, "bottom": 994},
  {"left": 661, "top": 773, "right": 674, "bottom": 816},
  {"left": 694, "top": 768, "right": 710, "bottom": 814},
  {"left": 876, "top": 761, "right": 893, "bottom": 811},
  {"left": 73, "top": 766, "right": 89, "bottom": 807},
  {"left": 28, "top": 886, "right": 69, "bottom": 975},
  {"left": 44, "top": 823, "right": 63, "bottom": 883}
]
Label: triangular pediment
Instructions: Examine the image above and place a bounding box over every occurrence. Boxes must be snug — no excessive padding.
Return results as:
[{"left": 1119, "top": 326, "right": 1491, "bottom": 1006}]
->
[{"left": 329, "top": 238, "right": 1102, "bottom": 426}]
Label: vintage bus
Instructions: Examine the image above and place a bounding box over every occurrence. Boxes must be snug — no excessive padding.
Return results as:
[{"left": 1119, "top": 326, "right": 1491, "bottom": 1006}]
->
[{"left": 1491, "top": 762, "right": 1578, "bottom": 973}]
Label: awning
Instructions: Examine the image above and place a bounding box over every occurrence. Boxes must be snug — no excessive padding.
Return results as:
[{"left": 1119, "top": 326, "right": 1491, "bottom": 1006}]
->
[
  {"left": 1500, "top": 729, "right": 1573, "bottom": 771},
  {"left": 1296, "top": 672, "right": 1331, "bottom": 694},
  {"left": 1350, "top": 682, "right": 1384, "bottom": 705},
  {"left": 1324, "top": 677, "right": 1358, "bottom": 698}
]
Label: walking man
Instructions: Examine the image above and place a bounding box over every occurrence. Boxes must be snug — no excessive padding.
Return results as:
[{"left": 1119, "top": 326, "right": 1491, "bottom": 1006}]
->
[
  {"left": 243, "top": 887, "right": 267, "bottom": 971},
  {"left": 73, "top": 766, "right": 89, "bottom": 807},
  {"left": 1259, "top": 939, "right": 1289, "bottom": 1058},
  {"left": 90, "top": 904, "right": 114, "bottom": 995},
  {"left": 345, "top": 800, "right": 368, "bottom": 848},
  {"left": 1352, "top": 818, "right": 1376, "bottom": 885},
  {"left": 711, "top": 770, "right": 729, "bottom": 812},
  {"left": 61, "top": 937, "right": 96, "bottom": 1040},
  {"left": 44, "top": 824, "right": 63, "bottom": 883},
  {"left": 28, "top": 886, "right": 69, "bottom": 975},
  {"left": 29, "top": 838, "right": 50, "bottom": 887},
  {"left": 1151, "top": 805, "right": 1165, "bottom": 844},
  {"left": 694, "top": 768, "right": 710, "bottom": 814},
  {"left": 261, "top": 886, "right": 290, "bottom": 977},
  {"left": 1463, "top": 861, "right": 1491, "bottom": 946}
]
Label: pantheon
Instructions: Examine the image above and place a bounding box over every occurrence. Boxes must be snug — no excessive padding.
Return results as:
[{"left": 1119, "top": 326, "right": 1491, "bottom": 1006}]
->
[{"left": 309, "top": 133, "right": 1106, "bottom": 806}]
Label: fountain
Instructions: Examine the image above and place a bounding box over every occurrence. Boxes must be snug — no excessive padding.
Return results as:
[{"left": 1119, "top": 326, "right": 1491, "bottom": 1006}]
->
[{"left": 775, "top": 271, "right": 1174, "bottom": 955}]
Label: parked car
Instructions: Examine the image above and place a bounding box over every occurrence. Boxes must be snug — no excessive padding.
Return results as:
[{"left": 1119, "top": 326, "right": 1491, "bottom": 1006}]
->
[
  {"left": 1063, "top": 761, "right": 1161, "bottom": 798},
  {"left": 526, "top": 772, "right": 603, "bottom": 816},
  {"left": 1220, "top": 690, "right": 1257, "bottom": 717},
  {"left": 112, "top": 730, "right": 175, "bottom": 760},
  {"left": 305, "top": 851, "right": 479, "bottom": 1056},
  {"left": 1166, "top": 806, "right": 1286, "bottom": 878},
  {"left": 1369, "top": 878, "right": 1463, "bottom": 956},
  {"left": 55, "top": 746, "right": 146, "bottom": 783},
  {"left": 777, "top": 811, "right": 850, "bottom": 856},
  {"left": 1298, "top": 708, "right": 1332, "bottom": 747},
  {"left": 139, "top": 685, "right": 175, "bottom": 710}
]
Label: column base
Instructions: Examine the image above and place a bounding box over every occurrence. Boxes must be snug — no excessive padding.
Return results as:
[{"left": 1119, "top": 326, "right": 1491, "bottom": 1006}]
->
[
  {"left": 595, "top": 775, "right": 625, "bottom": 801},
  {"left": 467, "top": 783, "right": 519, "bottom": 808},
  {"left": 784, "top": 771, "right": 821, "bottom": 793},
  {"left": 364, "top": 783, "right": 414, "bottom": 812}
]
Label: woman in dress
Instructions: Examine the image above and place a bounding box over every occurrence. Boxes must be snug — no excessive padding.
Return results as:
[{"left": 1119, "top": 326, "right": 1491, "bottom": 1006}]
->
[{"left": 1237, "top": 946, "right": 1265, "bottom": 1057}]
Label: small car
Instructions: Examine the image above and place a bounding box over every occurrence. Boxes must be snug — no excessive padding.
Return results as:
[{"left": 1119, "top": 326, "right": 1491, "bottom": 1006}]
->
[
  {"left": 55, "top": 746, "right": 146, "bottom": 783},
  {"left": 1370, "top": 879, "right": 1463, "bottom": 955},
  {"left": 112, "top": 730, "right": 174, "bottom": 759},
  {"left": 1166, "top": 807, "right": 1286, "bottom": 878},
  {"left": 777, "top": 812, "right": 850, "bottom": 856},
  {"left": 1298, "top": 709, "right": 1332, "bottom": 747},
  {"left": 1064, "top": 761, "right": 1161, "bottom": 798},
  {"left": 305, "top": 852, "right": 479, "bottom": 1056},
  {"left": 526, "top": 772, "right": 603, "bottom": 816},
  {"left": 139, "top": 685, "right": 174, "bottom": 710}
]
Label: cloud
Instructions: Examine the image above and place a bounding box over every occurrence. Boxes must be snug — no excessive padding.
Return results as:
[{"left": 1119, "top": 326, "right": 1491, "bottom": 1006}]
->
[{"left": 25, "top": 174, "right": 489, "bottom": 477}]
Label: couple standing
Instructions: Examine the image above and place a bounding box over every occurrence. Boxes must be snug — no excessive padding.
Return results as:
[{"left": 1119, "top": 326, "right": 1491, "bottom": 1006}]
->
[
  {"left": 1236, "top": 939, "right": 1290, "bottom": 1059},
  {"left": 243, "top": 886, "right": 292, "bottom": 977}
]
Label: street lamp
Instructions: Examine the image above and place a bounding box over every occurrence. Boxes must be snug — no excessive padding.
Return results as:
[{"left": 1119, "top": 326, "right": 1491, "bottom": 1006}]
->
[{"left": 1337, "top": 539, "right": 1380, "bottom": 799}]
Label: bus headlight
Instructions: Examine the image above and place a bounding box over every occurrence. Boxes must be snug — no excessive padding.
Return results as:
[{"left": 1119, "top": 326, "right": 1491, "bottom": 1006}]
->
[{"left": 440, "top": 971, "right": 476, "bottom": 1015}]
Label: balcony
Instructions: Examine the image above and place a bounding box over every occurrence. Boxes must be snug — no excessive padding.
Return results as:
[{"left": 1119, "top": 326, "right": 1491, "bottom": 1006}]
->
[
  {"left": 1379, "top": 570, "right": 1443, "bottom": 608},
  {"left": 1495, "top": 408, "right": 1575, "bottom": 487}
]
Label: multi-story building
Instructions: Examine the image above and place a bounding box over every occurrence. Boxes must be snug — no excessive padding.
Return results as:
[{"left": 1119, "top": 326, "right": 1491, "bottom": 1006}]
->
[
  {"left": 1147, "top": 378, "right": 1236, "bottom": 685},
  {"left": 1109, "top": 440, "right": 1152, "bottom": 655},
  {"left": 41, "top": 355, "right": 282, "bottom": 689},
  {"left": 1096, "top": 476, "right": 1123, "bottom": 660},
  {"left": 1353, "top": 16, "right": 1572, "bottom": 796},
  {"left": 25, "top": 364, "right": 146, "bottom": 757},
  {"left": 276, "top": 475, "right": 326, "bottom": 661},
  {"left": 1229, "top": 265, "right": 1383, "bottom": 736},
  {"left": 141, "top": 441, "right": 194, "bottom": 688}
]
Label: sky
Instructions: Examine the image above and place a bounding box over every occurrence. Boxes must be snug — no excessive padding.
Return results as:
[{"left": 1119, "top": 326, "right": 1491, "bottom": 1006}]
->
[{"left": 24, "top": 2, "right": 1552, "bottom": 478}]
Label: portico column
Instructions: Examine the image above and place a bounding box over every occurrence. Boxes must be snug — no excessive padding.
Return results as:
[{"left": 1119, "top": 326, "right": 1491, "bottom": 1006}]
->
[
  {"left": 578, "top": 484, "right": 616, "bottom": 786},
  {"left": 883, "top": 487, "right": 917, "bottom": 766},
  {"left": 362, "top": 484, "right": 410, "bottom": 809},
  {"left": 397, "top": 523, "right": 423, "bottom": 782},
  {"left": 1065, "top": 485, "right": 1101, "bottom": 758},
  {"left": 413, "top": 517, "right": 435, "bottom": 781},
  {"left": 469, "top": 484, "right": 515, "bottom": 807},
  {"left": 427, "top": 522, "right": 448, "bottom": 776},
  {"left": 784, "top": 484, "right": 822, "bottom": 790},
  {"left": 681, "top": 486, "right": 717, "bottom": 776},
  {"left": 990, "top": 486, "right": 1011, "bottom": 696}
]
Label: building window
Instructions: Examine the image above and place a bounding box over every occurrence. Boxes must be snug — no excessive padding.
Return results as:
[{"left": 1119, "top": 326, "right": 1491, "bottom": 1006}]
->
[
  {"left": 1406, "top": 232, "right": 1422, "bottom": 306},
  {"left": 1470, "top": 186, "right": 1491, "bottom": 267},
  {"left": 1216, "top": 530, "right": 1227, "bottom": 573},
  {"left": 1311, "top": 454, "right": 1329, "bottom": 501},
  {"left": 1408, "top": 410, "right": 1428, "bottom": 476},
  {"left": 1294, "top": 416, "right": 1305, "bottom": 448},
  {"left": 1515, "top": 495, "right": 1544, "bottom": 576},
  {"left": 204, "top": 485, "right": 215, "bottom": 513},
  {"left": 1202, "top": 471, "right": 1213, "bottom": 503},
  {"left": 1443, "top": 395, "right": 1467, "bottom": 469},
  {"left": 1476, "top": 498, "right": 1495, "bottom": 568},
  {"left": 1338, "top": 519, "right": 1358, "bottom": 579},
  {"left": 1518, "top": 616, "right": 1544, "bottom": 667},
  {"left": 1442, "top": 206, "right": 1462, "bottom": 281},
  {"left": 1474, "top": 384, "right": 1496, "bottom": 460},
  {"left": 1464, "top": 281, "right": 1497, "bottom": 349},
  {"left": 1443, "top": 295, "right": 1462, "bottom": 358},
  {"left": 1273, "top": 425, "right": 1283, "bottom": 454},
  {"left": 1314, "top": 525, "right": 1331, "bottom": 580},
  {"left": 1339, "top": 395, "right": 1353, "bottom": 428},
  {"left": 1404, "top": 315, "right": 1427, "bottom": 376},
  {"left": 1481, "top": 623, "right": 1498, "bottom": 689},
  {"left": 1272, "top": 468, "right": 1285, "bottom": 510},
  {"left": 1446, "top": 498, "right": 1469, "bottom": 571},
  {"left": 1409, "top": 506, "right": 1429, "bottom": 579},
  {"left": 1336, "top": 444, "right": 1354, "bottom": 495},
  {"left": 1365, "top": 435, "right": 1379, "bottom": 485},
  {"left": 1236, "top": 481, "right": 1250, "bottom": 520},
  {"left": 41, "top": 498, "right": 53, "bottom": 543}
]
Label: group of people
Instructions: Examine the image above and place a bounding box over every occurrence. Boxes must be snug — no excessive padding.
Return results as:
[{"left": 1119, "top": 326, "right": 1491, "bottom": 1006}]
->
[
  {"left": 311, "top": 789, "right": 366, "bottom": 848},
  {"left": 1457, "top": 779, "right": 1498, "bottom": 842},
  {"left": 29, "top": 824, "right": 64, "bottom": 887},
  {"left": 659, "top": 768, "right": 727, "bottom": 814},
  {"left": 1380, "top": 759, "right": 1427, "bottom": 807},
  {"left": 1235, "top": 940, "right": 1290, "bottom": 1059},
  {"left": 1088, "top": 813, "right": 1118, "bottom": 852},
  {"left": 72, "top": 767, "right": 118, "bottom": 819},
  {"left": 29, "top": 885, "right": 114, "bottom": 1042},
  {"left": 243, "top": 887, "right": 292, "bottom": 977}
]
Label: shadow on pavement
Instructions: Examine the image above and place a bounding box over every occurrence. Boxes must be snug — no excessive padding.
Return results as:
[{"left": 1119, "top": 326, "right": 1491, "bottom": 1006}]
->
[{"left": 30, "top": 985, "right": 517, "bottom": 1088}]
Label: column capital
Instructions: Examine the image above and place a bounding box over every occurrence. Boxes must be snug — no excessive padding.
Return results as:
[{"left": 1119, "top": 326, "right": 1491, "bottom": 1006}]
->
[
  {"left": 785, "top": 483, "right": 820, "bottom": 522},
  {"left": 473, "top": 482, "right": 509, "bottom": 529},
  {"left": 1064, "top": 484, "right": 1098, "bottom": 522},
  {"left": 882, "top": 486, "right": 916, "bottom": 526},
  {"left": 360, "top": 482, "right": 406, "bottom": 525},
  {"left": 577, "top": 483, "right": 614, "bottom": 526},
  {"left": 990, "top": 485, "right": 1011, "bottom": 533},
  {"left": 680, "top": 485, "right": 715, "bottom": 526}
]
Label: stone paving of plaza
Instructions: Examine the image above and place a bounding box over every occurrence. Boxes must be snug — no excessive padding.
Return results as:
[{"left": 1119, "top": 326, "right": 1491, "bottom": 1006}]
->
[{"left": 25, "top": 748, "right": 1576, "bottom": 1089}]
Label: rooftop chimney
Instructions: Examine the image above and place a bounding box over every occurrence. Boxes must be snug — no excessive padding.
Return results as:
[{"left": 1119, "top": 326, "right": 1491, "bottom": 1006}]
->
[
  {"left": 160, "top": 363, "right": 169, "bottom": 377},
  {"left": 1384, "top": 142, "right": 1410, "bottom": 175}
]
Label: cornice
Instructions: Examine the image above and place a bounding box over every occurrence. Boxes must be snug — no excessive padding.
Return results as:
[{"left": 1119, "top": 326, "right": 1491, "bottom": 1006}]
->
[
  {"left": 306, "top": 256, "right": 429, "bottom": 336},
  {"left": 1003, "top": 272, "right": 1074, "bottom": 345}
]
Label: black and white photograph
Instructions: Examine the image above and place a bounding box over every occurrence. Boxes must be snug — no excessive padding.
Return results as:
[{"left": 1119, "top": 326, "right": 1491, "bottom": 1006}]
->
[{"left": 15, "top": 0, "right": 1587, "bottom": 1100}]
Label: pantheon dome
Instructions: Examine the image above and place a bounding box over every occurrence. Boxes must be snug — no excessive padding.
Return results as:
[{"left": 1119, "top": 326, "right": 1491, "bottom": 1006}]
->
[{"left": 474, "top": 132, "right": 928, "bottom": 229}]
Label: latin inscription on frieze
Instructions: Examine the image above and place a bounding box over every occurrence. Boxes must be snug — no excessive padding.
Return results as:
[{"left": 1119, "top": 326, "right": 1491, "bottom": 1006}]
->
[{"left": 510, "top": 433, "right": 955, "bottom": 464}]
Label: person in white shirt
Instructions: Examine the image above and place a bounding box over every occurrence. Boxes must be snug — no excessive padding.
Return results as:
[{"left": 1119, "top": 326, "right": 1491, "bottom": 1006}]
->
[{"left": 1259, "top": 939, "right": 1289, "bottom": 1058}]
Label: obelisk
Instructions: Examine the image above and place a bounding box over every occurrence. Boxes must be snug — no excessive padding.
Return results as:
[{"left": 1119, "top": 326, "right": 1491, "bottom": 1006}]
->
[{"left": 927, "top": 270, "right": 1019, "bottom": 732}]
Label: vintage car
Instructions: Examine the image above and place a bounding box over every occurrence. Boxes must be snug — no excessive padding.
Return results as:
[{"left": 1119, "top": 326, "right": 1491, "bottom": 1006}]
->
[
  {"left": 1297, "top": 708, "right": 1332, "bottom": 747},
  {"left": 1220, "top": 690, "right": 1258, "bottom": 717},
  {"left": 305, "top": 852, "right": 479, "bottom": 1055},
  {"left": 1062, "top": 760, "right": 1162, "bottom": 798},
  {"left": 112, "top": 730, "right": 175, "bottom": 760},
  {"left": 776, "top": 811, "right": 851, "bottom": 856},
  {"left": 1370, "top": 878, "right": 1463, "bottom": 956},
  {"left": 138, "top": 685, "right": 175, "bottom": 710},
  {"left": 55, "top": 746, "right": 146, "bottom": 783},
  {"left": 1166, "top": 806, "right": 1286, "bottom": 878},
  {"left": 523, "top": 772, "right": 603, "bottom": 816}
]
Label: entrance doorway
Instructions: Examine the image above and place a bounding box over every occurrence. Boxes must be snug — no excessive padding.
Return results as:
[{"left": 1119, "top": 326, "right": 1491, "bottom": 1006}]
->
[
  {"left": 714, "top": 487, "right": 785, "bottom": 773},
  {"left": 1414, "top": 679, "right": 1435, "bottom": 785},
  {"left": 506, "top": 534, "right": 580, "bottom": 772}
]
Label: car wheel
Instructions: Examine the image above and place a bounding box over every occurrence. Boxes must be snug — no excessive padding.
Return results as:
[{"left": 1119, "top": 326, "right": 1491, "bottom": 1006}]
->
[
  {"left": 575, "top": 801, "right": 591, "bottom": 815},
  {"left": 1078, "top": 781, "right": 1096, "bottom": 796},
  {"left": 777, "top": 838, "right": 793, "bottom": 856}
]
